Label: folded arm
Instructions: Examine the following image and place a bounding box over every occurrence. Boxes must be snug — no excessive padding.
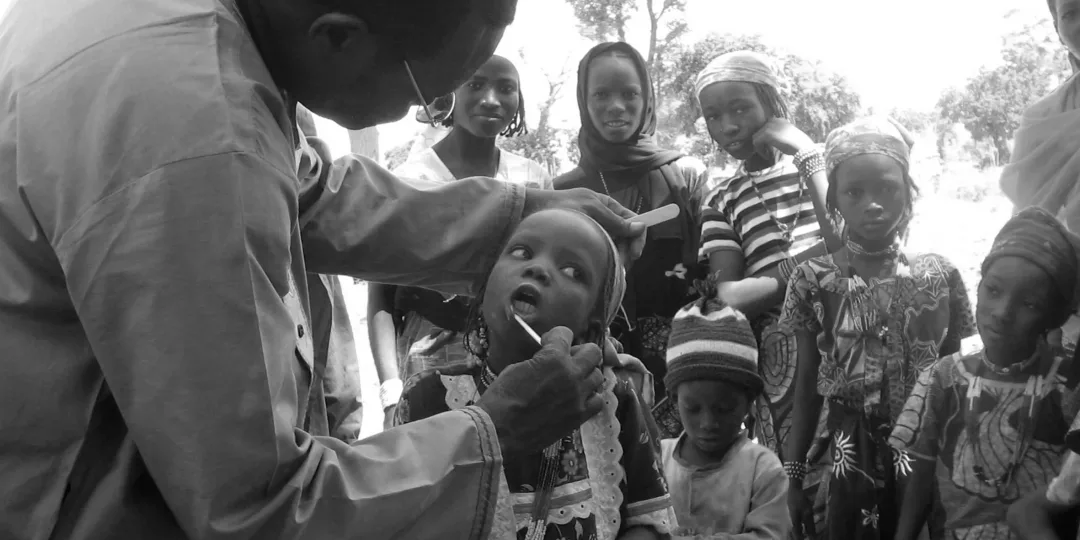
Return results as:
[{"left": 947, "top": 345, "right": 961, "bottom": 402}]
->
[{"left": 56, "top": 152, "right": 503, "bottom": 539}]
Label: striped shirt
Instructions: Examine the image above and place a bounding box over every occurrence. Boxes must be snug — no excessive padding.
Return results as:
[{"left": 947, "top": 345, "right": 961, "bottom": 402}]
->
[{"left": 699, "top": 157, "right": 822, "bottom": 276}]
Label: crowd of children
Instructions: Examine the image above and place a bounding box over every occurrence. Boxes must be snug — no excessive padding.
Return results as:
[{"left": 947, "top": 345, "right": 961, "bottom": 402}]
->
[{"left": 376, "top": 35, "right": 1080, "bottom": 540}]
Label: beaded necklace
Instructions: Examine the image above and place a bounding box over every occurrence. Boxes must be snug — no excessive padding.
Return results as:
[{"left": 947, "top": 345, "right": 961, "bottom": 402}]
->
[{"left": 597, "top": 171, "right": 644, "bottom": 214}]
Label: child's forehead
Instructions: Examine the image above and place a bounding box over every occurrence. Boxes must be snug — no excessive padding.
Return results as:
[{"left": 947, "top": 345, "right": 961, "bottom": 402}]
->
[{"left": 513, "top": 210, "right": 614, "bottom": 258}]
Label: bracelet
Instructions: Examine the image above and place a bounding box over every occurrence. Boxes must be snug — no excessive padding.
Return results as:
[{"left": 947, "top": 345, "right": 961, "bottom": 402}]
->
[
  {"left": 783, "top": 461, "right": 809, "bottom": 482},
  {"left": 793, "top": 147, "right": 826, "bottom": 178},
  {"left": 380, "top": 379, "right": 404, "bottom": 410}
]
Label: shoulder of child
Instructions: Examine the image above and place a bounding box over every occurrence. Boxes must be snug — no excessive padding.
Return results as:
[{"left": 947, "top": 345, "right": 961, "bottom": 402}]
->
[{"left": 906, "top": 252, "right": 962, "bottom": 278}]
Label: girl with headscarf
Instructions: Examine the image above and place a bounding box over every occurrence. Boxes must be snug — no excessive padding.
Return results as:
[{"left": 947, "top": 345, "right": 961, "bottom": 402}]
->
[
  {"left": 891, "top": 207, "right": 1080, "bottom": 540},
  {"left": 779, "top": 116, "right": 976, "bottom": 540},
  {"left": 555, "top": 42, "right": 710, "bottom": 404},
  {"left": 690, "top": 50, "right": 840, "bottom": 462},
  {"left": 368, "top": 55, "right": 552, "bottom": 429}
]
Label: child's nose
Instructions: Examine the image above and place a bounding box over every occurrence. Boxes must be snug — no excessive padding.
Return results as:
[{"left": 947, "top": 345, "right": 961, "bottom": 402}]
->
[{"left": 522, "top": 263, "right": 551, "bottom": 285}]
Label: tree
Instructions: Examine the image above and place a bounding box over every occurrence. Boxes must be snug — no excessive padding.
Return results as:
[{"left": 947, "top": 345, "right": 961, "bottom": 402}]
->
[
  {"left": 565, "top": 0, "right": 688, "bottom": 110},
  {"left": 499, "top": 51, "right": 577, "bottom": 174},
  {"left": 888, "top": 107, "right": 935, "bottom": 134},
  {"left": 935, "top": 18, "right": 1070, "bottom": 167},
  {"left": 657, "top": 33, "right": 861, "bottom": 167}
]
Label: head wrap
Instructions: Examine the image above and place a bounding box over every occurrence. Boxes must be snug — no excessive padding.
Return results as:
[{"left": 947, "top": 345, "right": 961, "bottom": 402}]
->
[
  {"left": 824, "top": 116, "right": 916, "bottom": 178},
  {"left": 574, "top": 42, "right": 682, "bottom": 174},
  {"left": 1048, "top": 0, "right": 1080, "bottom": 73},
  {"left": 982, "top": 206, "right": 1080, "bottom": 329},
  {"left": 581, "top": 213, "right": 628, "bottom": 331},
  {"left": 664, "top": 293, "right": 763, "bottom": 396},
  {"left": 693, "top": 50, "right": 781, "bottom": 104}
]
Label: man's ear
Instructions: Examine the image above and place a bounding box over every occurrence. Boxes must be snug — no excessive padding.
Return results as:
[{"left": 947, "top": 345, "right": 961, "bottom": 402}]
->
[{"left": 308, "top": 12, "right": 372, "bottom": 54}]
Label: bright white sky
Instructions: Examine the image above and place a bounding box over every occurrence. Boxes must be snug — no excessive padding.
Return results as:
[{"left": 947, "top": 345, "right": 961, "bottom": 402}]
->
[{"left": 1, "top": 0, "right": 1047, "bottom": 158}]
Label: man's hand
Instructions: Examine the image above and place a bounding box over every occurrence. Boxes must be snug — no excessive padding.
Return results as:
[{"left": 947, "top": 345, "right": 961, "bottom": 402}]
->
[
  {"left": 476, "top": 327, "right": 606, "bottom": 458},
  {"left": 523, "top": 187, "right": 647, "bottom": 261}
]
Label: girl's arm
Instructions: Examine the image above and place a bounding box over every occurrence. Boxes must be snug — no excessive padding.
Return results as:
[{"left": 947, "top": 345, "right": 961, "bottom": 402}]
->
[
  {"left": 781, "top": 329, "right": 824, "bottom": 493},
  {"left": 709, "top": 244, "right": 829, "bottom": 320},
  {"left": 367, "top": 283, "right": 402, "bottom": 422},
  {"left": 894, "top": 458, "right": 935, "bottom": 540}
]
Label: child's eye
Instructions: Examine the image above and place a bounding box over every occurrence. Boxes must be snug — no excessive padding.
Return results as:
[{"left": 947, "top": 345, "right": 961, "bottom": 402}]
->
[
  {"left": 845, "top": 188, "right": 862, "bottom": 198},
  {"left": 560, "top": 265, "right": 583, "bottom": 280},
  {"left": 500, "top": 84, "right": 516, "bottom": 94},
  {"left": 593, "top": 91, "right": 609, "bottom": 99},
  {"left": 508, "top": 246, "right": 531, "bottom": 259},
  {"left": 467, "top": 81, "right": 484, "bottom": 90}
]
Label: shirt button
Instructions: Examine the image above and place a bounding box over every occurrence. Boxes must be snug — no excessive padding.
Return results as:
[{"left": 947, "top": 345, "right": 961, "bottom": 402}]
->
[{"left": 297, "top": 325, "right": 305, "bottom": 338}]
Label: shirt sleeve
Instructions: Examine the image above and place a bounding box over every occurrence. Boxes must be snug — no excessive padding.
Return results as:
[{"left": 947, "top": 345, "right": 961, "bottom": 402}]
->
[
  {"left": 685, "top": 452, "right": 791, "bottom": 540},
  {"left": 778, "top": 264, "right": 823, "bottom": 336},
  {"left": 54, "top": 152, "right": 504, "bottom": 540},
  {"left": 699, "top": 188, "right": 742, "bottom": 262},
  {"left": 888, "top": 361, "right": 947, "bottom": 461},
  {"left": 299, "top": 153, "right": 525, "bottom": 297}
]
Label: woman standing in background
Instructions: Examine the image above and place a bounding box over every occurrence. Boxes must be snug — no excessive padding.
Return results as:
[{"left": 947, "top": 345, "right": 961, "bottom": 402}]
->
[{"left": 556, "top": 41, "right": 709, "bottom": 404}]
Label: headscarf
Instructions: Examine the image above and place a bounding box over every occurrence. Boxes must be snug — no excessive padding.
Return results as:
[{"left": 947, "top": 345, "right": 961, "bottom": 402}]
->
[
  {"left": 693, "top": 50, "right": 781, "bottom": 103},
  {"left": 584, "top": 214, "right": 628, "bottom": 331},
  {"left": 575, "top": 42, "right": 682, "bottom": 173},
  {"left": 823, "top": 116, "right": 916, "bottom": 178},
  {"left": 1049, "top": 0, "right": 1080, "bottom": 74},
  {"left": 560, "top": 42, "right": 697, "bottom": 271},
  {"left": 981, "top": 206, "right": 1080, "bottom": 329}
]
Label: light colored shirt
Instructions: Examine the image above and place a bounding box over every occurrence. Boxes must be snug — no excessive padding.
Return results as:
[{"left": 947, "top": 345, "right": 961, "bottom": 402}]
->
[
  {"left": 0, "top": 0, "right": 527, "bottom": 538},
  {"left": 661, "top": 434, "right": 791, "bottom": 539}
]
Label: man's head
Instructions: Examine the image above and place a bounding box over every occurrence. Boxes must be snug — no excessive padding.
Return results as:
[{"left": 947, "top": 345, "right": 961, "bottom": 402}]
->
[{"left": 258, "top": 0, "right": 517, "bottom": 129}]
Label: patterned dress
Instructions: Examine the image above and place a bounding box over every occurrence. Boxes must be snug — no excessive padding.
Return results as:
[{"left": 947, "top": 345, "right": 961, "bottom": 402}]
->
[
  {"left": 779, "top": 252, "right": 976, "bottom": 539},
  {"left": 396, "top": 362, "right": 677, "bottom": 540},
  {"left": 890, "top": 335, "right": 1080, "bottom": 540}
]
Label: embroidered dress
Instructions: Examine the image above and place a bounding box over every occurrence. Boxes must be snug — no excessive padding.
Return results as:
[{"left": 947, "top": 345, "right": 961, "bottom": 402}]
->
[
  {"left": 396, "top": 363, "right": 677, "bottom": 540},
  {"left": 696, "top": 156, "right": 824, "bottom": 453},
  {"left": 889, "top": 336, "right": 1080, "bottom": 540},
  {"left": 779, "top": 252, "right": 976, "bottom": 539}
]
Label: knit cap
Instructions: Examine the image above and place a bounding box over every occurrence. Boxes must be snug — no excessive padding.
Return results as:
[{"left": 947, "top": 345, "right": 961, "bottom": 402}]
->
[{"left": 663, "top": 293, "right": 763, "bottom": 396}]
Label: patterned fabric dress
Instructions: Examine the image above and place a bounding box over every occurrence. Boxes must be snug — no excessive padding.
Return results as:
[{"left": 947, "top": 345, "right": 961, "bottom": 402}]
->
[
  {"left": 779, "top": 252, "right": 976, "bottom": 539},
  {"left": 889, "top": 335, "right": 1080, "bottom": 540},
  {"left": 396, "top": 362, "right": 677, "bottom": 540}
]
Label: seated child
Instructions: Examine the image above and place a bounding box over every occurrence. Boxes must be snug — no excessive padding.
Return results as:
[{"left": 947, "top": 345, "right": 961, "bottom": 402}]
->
[
  {"left": 660, "top": 292, "right": 792, "bottom": 539},
  {"left": 395, "top": 208, "right": 677, "bottom": 540},
  {"left": 890, "top": 206, "right": 1080, "bottom": 540}
]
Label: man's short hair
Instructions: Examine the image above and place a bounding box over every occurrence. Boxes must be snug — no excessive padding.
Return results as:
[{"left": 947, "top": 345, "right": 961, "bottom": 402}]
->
[{"left": 315, "top": 0, "right": 517, "bottom": 59}]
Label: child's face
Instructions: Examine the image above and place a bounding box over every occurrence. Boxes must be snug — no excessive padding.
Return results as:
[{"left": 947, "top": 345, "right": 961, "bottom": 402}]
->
[
  {"left": 676, "top": 380, "right": 750, "bottom": 460},
  {"left": 482, "top": 209, "right": 610, "bottom": 354},
  {"left": 453, "top": 56, "right": 520, "bottom": 138},
  {"left": 585, "top": 55, "right": 645, "bottom": 144},
  {"left": 977, "top": 256, "right": 1055, "bottom": 359},
  {"left": 1056, "top": 0, "right": 1080, "bottom": 61},
  {"left": 833, "top": 154, "right": 908, "bottom": 243},
  {"left": 699, "top": 81, "right": 769, "bottom": 161}
]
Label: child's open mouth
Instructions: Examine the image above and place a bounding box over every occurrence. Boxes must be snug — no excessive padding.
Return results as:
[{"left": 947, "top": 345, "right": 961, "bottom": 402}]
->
[{"left": 509, "top": 283, "right": 541, "bottom": 317}]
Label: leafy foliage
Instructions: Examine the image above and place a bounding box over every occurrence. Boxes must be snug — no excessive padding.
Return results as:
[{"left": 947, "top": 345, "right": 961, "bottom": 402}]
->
[
  {"left": 565, "top": 0, "right": 636, "bottom": 42},
  {"left": 934, "top": 18, "right": 1070, "bottom": 167}
]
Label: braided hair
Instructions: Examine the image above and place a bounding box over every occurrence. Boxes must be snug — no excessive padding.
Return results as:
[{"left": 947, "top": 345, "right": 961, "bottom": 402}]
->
[{"left": 752, "top": 83, "right": 789, "bottom": 120}]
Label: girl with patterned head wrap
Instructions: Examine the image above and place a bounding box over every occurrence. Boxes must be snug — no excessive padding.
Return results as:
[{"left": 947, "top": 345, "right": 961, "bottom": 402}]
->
[
  {"left": 555, "top": 42, "right": 711, "bottom": 405},
  {"left": 689, "top": 49, "right": 840, "bottom": 474},
  {"left": 395, "top": 208, "right": 677, "bottom": 540},
  {"left": 891, "top": 207, "right": 1080, "bottom": 540},
  {"left": 779, "top": 116, "right": 977, "bottom": 540}
]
